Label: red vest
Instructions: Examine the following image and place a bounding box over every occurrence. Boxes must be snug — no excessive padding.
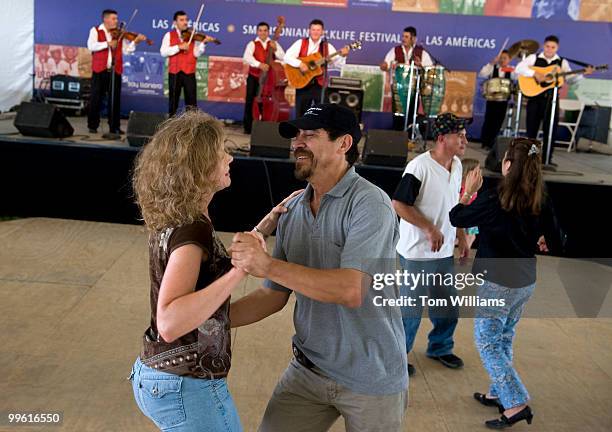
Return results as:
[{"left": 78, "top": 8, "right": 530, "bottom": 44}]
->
[
  {"left": 299, "top": 38, "right": 328, "bottom": 86},
  {"left": 248, "top": 40, "right": 270, "bottom": 78},
  {"left": 168, "top": 30, "right": 197, "bottom": 74},
  {"left": 91, "top": 26, "right": 123, "bottom": 74},
  {"left": 394, "top": 44, "right": 423, "bottom": 65}
]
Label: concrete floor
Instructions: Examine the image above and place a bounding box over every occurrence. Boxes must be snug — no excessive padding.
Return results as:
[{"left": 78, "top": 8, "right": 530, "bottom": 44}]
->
[{"left": 1, "top": 218, "right": 611, "bottom": 432}]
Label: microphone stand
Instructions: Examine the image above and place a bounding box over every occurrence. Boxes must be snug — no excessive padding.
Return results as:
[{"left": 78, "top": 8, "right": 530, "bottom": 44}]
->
[
  {"left": 542, "top": 74, "right": 560, "bottom": 171},
  {"left": 102, "top": 10, "right": 138, "bottom": 140},
  {"left": 102, "top": 28, "right": 122, "bottom": 141},
  {"left": 319, "top": 37, "right": 329, "bottom": 104}
]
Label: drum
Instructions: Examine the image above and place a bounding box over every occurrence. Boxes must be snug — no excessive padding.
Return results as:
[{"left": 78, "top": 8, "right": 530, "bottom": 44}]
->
[
  {"left": 420, "top": 66, "right": 446, "bottom": 116},
  {"left": 392, "top": 64, "right": 420, "bottom": 115},
  {"left": 482, "top": 77, "right": 512, "bottom": 101}
]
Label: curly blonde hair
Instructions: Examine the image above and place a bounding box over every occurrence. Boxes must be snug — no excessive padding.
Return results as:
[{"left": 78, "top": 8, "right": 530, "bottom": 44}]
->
[{"left": 133, "top": 110, "right": 225, "bottom": 232}]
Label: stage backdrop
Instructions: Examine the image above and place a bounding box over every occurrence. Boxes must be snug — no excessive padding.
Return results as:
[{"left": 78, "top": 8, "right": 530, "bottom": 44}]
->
[{"left": 33, "top": 0, "right": 612, "bottom": 136}]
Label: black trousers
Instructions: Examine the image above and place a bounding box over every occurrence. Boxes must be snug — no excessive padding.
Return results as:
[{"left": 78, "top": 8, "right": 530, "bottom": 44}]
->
[
  {"left": 526, "top": 91, "right": 559, "bottom": 164},
  {"left": 243, "top": 74, "right": 260, "bottom": 134},
  {"left": 480, "top": 100, "right": 508, "bottom": 149},
  {"left": 88, "top": 70, "right": 121, "bottom": 132},
  {"left": 168, "top": 72, "right": 197, "bottom": 116},
  {"left": 295, "top": 81, "right": 323, "bottom": 118}
]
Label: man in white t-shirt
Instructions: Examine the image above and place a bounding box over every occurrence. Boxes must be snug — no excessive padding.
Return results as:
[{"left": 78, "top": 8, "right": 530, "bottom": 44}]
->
[{"left": 392, "top": 112, "right": 469, "bottom": 376}]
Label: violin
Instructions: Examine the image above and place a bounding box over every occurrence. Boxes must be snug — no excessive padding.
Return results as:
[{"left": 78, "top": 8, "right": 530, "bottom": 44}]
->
[
  {"left": 110, "top": 28, "right": 153, "bottom": 45},
  {"left": 181, "top": 28, "right": 221, "bottom": 45}
]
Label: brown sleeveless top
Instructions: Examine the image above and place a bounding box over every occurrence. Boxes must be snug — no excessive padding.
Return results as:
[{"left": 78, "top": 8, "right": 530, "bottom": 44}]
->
[{"left": 140, "top": 218, "right": 233, "bottom": 379}]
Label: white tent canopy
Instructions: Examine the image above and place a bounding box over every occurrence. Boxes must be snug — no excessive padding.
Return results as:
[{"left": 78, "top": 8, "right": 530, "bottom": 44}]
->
[{"left": 0, "top": 0, "right": 34, "bottom": 112}]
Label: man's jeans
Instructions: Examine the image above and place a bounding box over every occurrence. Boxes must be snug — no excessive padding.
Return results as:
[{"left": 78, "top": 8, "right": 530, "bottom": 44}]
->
[{"left": 399, "top": 255, "right": 459, "bottom": 357}]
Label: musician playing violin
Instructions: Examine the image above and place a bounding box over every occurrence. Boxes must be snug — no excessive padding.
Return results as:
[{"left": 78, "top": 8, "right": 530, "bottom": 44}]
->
[
  {"left": 87, "top": 9, "right": 146, "bottom": 134},
  {"left": 161, "top": 10, "right": 215, "bottom": 116},
  {"left": 242, "top": 22, "right": 285, "bottom": 134}
]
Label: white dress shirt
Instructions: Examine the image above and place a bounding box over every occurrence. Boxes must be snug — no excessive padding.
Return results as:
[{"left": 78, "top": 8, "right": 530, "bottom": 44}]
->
[
  {"left": 242, "top": 38, "right": 285, "bottom": 68},
  {"left": 159, "top": 29, "right": 206, "bottom": 58},
  {"left": 383, "top": 45, "right": 433, "bottom": 69},
  {"left": 516, "top": 52, "right": 581, "bottom": 84},
  {"left": 478, "top": 63, "right": 517, "bottom": 80},
  {"left": 283, "top": 37, "right": 346, "bottom": 69},
  {"left": 87, "top": 24, "right": 136, "bottom": 70}
]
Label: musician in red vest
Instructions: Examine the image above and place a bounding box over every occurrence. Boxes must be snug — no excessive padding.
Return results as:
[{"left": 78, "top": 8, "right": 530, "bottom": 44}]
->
[
  {"left": 87, "top": 9, "right": 145, "bottom": 134},
  {"left": 160, "top": 10, "right": 214, "bottom": 116},
  {"left": 380, "top": 27, "right": 433, "bottom": 131},
  {"left": 242, "top": 22, "right": 286, "bottom": 134},
  {"left": 284, "top": 19, "right": 349, "bottom": 118}
]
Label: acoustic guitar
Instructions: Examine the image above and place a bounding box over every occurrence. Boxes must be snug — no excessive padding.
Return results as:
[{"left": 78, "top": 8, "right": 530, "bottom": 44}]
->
[
  {"left": 518, "top": 64, "right": 608, "bottom": 97},
  {"left": 284, "top": 40, "right": 362, "bottom": 89}
]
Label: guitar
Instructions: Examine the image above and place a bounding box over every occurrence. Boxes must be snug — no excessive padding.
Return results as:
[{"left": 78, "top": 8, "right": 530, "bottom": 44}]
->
[
  {"left": 284, "top": 40, "right": 362, "bottom": 89},
  {"left": 518, "top": 64, "right": 608, "bottom": 97}
]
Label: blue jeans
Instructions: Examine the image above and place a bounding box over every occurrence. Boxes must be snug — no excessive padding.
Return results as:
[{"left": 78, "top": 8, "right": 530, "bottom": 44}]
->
[
  {"left": 399, "top": 255, "right": 458, "bottom": 357},
  {"left": 474, "top": 281, "right": 535, "bottom": 410},
  {"left": 129, "top": 357, "right": 242, "bottom": 432}
]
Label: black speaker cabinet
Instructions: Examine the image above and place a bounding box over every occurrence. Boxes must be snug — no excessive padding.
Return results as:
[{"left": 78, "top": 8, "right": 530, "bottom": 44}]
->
[
  {"left": 362, "top": 129, "right": 409, "bottom": 167},
  {"left": 250, "top": 121, "right": 291, "bottom": 158},
  {"left": 14, "top": 102, "right": 74, "bottom": 138},
  {"left": 50, "top": 75, "right": 91, "bottom": 100},
  {"left": 324, "top": 80, "right": 364, "bottom": 122},
  {"left": 485, "top": 136, "right": 513, "bottom": 173},
  {"left": 126, "top": 111, "right": 168, "bottom": 147}
]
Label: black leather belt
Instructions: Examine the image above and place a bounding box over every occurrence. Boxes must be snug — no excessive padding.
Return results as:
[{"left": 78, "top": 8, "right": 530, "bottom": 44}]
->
[{"left": 292, "top": 343, "right": 315, "bottom": 370}]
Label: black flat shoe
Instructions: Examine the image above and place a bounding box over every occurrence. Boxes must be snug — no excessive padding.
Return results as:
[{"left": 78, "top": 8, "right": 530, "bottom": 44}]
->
[
  {"left": 474, "top": 392, "right": 504, "bottom": 413},
  {"left": 408, "top": 363, "right": 416, "bottom": 377},
  {"left": 485, "top": 405, "right": 533, "bottom": 429},
  {"left": 428, "top": 354, "right": 464, "bottom": 369}
]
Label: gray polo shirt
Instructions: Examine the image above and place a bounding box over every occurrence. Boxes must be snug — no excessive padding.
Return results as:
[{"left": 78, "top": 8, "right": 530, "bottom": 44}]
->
[{"left": 264, "top": 167, "right": 408, "bottom": 395}]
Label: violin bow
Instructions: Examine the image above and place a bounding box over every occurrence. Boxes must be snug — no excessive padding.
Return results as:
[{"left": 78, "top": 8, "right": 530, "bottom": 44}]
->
[
  {"left": 187, "top": 3, "right": 205, "bottom": 45},
  {"left": 117, "top": 9, "right": 139, "bottom": 41}
]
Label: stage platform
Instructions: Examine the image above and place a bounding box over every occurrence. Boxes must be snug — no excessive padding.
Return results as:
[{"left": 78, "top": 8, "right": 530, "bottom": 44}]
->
[
  {"left": 1, "top": 218, "right": 611, "bottom": 432},
  {"left": 1, "top": 115, "right": 612, "bottom": 257}
]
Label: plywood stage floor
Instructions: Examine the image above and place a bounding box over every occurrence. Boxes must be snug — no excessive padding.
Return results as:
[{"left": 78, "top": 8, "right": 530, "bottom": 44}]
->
[
  {"left": 1, "top": 218, "right": 611, "bottom": 431},
  {"left": 1, "top": 114, "right": 612, "bottom": 187}
]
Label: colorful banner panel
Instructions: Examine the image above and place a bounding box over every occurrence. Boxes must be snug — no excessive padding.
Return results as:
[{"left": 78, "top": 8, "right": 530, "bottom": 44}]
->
[
  {"left": 484, "top": 0, "right": 533, "bottom": 18},
  {"left": 440, "top": 71, "right": 477, "bottom": 118},
  {"left": 579, "top": 0, "right": 612, "bottom": 22},
  {"left": 439, "top": 0, "right": 485, "bottom": 15},
  {"left": 124, "top": 52, "right": 164, "bottom": 97},
  {"left": 34, "top": 44, "right": 91, "bottom": 90},
  {"left": 341, "top": 65, "right": 385, "bottom": 111},
  {"left": 392, "top": 0, "right": 440, "bottom": 13},
  {"left": 207, "top": 56, "right": 249, "bottom": 103}
]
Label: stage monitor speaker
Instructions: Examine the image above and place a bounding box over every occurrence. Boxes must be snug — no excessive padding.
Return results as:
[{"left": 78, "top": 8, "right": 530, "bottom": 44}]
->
[
  {"left": 126, "top": 111, "right": 168, "bottom": 147},
  {"left": 485, "top": 136, "right": 513, "bottom": 173},
  {"left": 14, "top": 102, "right": 74, "bottom": 138},
  {"left": 362, "top": 129, "right": 409, "bottom": 167},
  {"left": 250, "top": 121, "right": 291, "bottom": 158},
  {"left": 324, "top": 77, "right": 364, "bottom": 122}
]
